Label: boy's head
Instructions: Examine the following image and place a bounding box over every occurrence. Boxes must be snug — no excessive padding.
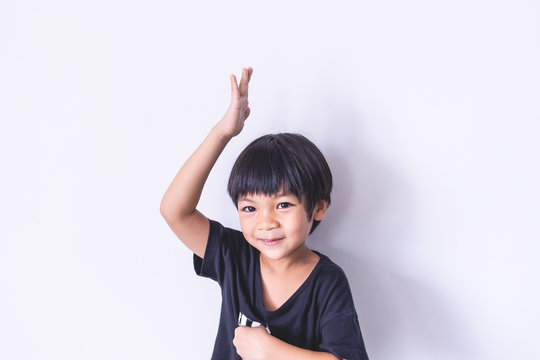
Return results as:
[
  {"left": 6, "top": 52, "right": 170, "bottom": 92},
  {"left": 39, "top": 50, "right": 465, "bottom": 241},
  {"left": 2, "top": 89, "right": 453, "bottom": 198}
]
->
[{"left": 227, "top": 133, "right": 332, "bottom": 234}]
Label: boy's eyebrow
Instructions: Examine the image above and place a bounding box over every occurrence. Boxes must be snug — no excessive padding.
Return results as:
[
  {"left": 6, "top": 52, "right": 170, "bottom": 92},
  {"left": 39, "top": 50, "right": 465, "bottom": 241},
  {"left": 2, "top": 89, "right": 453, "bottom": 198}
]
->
[{"left": 238, "top": 193, "right": 299, "bottom": 202}]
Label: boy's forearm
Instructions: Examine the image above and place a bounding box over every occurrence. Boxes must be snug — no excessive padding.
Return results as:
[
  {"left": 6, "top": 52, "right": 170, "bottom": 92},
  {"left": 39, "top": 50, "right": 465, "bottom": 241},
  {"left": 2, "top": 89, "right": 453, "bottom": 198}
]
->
[
  {"left": 161, "top": 67, "right": 252, "bottom": 219},
  {"left": 160, "top": 125, "right": 231, "bottom": 218},
  {"left": 265, "top": 335, "right": 340, "bottom": 360}
]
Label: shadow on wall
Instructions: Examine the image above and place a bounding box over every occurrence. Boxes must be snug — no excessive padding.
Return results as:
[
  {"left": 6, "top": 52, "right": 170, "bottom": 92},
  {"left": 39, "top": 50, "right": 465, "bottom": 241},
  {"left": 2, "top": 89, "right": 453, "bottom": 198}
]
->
[{"left": 307, "top": 90, "right": 476, "bottom": 358}]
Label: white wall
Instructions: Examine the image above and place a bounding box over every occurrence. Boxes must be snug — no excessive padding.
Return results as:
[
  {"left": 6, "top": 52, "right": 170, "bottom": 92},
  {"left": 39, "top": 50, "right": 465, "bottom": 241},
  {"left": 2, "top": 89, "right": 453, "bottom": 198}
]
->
[{"left": 1, "top": 0, "right": 539, "bottom": 359}]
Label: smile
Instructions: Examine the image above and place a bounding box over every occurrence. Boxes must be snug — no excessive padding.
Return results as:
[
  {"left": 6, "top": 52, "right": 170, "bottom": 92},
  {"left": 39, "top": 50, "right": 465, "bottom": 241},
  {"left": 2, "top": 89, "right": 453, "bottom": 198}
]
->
[{"left": 258, "top": 238, "right": 284, "bottom": 246}]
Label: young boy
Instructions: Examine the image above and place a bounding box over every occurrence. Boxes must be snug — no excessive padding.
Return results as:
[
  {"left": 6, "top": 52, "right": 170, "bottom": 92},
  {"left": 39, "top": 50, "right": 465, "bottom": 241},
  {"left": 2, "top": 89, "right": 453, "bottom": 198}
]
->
[{"left": 160, "top": 67, "right": 369, "bottom": 359}]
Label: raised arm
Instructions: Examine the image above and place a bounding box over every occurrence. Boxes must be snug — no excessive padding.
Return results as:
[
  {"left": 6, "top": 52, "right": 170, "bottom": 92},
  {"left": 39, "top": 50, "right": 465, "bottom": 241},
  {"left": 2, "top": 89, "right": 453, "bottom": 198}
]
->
[{"left": 159, "top": 67, "right": 253, "bottom": 258}]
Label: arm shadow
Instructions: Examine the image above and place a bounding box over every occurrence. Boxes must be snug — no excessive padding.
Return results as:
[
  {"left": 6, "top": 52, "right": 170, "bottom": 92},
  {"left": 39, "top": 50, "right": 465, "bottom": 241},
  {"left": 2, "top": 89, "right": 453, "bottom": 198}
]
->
[{"left": 307, "top": 100, "right": 476, "bottom": 358}]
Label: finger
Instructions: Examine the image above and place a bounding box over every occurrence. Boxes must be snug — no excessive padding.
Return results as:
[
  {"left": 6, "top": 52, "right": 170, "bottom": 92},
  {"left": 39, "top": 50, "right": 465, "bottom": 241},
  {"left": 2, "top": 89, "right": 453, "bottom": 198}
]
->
[
  {"left": 235, "top": 325, "right": 247, "bottom": 337},
  {"left": 239, "top": 68, "right": 249, "bottom": 95},
  {"left": 244, "top": 67, "right": 252, "bottom": 82},
  {"left": 230, "top": 74, "right": 239, "bottom": 98},
  {"left": 244, "top": 106, "right": 251, "bottom": 120}
]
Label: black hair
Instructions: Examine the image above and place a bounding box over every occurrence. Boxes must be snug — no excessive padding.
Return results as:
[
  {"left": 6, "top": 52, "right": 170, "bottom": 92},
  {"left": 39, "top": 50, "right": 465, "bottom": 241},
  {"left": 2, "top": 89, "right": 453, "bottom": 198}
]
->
[{"left": 227, "top": 133, "right": 332, "bottom": 234}]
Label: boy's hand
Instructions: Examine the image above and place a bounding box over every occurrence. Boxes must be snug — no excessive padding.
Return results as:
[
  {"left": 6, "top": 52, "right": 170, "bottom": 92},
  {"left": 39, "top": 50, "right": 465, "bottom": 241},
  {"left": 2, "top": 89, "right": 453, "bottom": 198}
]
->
[
  {"left": 233, "top": 325, "right": 271, "bottom": 360},
  {"left": 233, "top": 324, "right": 341, "bottom": 360},
  {"left": 216, "top": 67, "right": 253, "bottom": 141}
]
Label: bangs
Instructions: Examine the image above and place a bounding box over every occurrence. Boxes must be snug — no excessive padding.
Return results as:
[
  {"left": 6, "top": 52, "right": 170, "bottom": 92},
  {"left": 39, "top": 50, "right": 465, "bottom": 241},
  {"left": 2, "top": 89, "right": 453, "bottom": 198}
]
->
[{"left": 227, "top": 137, "right": 304, "bottom": 202}]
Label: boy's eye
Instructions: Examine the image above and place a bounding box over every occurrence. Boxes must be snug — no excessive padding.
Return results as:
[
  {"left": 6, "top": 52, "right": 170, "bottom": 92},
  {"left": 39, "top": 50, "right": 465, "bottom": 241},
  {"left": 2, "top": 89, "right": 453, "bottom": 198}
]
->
[
  {"left": 241, "top": 206, "right": 256, "bottom": 212},
  {"left": 277, "top": 202, "right": 293, "bottom": 209}
]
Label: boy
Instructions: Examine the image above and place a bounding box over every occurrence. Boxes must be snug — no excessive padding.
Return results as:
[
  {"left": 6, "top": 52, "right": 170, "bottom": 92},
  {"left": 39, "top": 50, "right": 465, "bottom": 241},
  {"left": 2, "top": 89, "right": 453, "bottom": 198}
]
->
[{"left": 160, "top": 67, "right": 369, "bottom": 359}]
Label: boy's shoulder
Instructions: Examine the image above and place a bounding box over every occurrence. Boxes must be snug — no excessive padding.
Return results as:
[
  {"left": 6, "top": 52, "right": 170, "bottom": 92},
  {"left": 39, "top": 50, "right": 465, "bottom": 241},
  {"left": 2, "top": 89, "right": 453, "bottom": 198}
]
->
[
  {"left": 314, "top": 251, "right": 347, "bottom": 276},
  {"left": 310, "top": 251, "right": 358, "bottom": 318},
  {"left": 312, "top": 251, "right": 352, "bottom": 291}
]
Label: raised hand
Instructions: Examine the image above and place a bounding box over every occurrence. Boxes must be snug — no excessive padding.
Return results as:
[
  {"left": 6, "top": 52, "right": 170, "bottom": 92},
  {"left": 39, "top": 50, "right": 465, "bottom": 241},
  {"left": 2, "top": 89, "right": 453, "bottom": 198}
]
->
[{"left": 216, "top": 67, "right": 253, "bottom": 140}]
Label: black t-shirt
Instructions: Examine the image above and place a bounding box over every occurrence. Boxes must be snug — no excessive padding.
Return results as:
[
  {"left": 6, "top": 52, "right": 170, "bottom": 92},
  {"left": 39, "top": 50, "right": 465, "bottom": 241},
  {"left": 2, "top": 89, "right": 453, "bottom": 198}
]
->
[{"left": 193, "top": 219, "right": 369, "bottom": 360}]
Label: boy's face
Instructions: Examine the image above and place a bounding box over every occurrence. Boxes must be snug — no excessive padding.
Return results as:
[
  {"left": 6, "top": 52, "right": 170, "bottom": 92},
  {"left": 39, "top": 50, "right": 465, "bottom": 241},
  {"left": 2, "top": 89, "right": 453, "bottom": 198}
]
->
[{"left": 237, "top": 191, "right": 327, "bottom": 263}]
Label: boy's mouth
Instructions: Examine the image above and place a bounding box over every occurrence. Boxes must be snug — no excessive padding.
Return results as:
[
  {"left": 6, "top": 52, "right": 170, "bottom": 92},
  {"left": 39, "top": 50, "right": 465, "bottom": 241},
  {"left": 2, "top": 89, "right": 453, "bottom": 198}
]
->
[{"left": 258, "top": 238, "right": 284, "bottom": 246}]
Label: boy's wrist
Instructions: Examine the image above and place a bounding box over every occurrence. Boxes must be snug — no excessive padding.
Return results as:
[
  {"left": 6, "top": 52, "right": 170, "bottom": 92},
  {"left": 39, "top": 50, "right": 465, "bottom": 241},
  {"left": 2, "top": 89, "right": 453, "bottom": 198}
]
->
[{"left": 211, "top": 122, "right": 235, "bottom": 144}]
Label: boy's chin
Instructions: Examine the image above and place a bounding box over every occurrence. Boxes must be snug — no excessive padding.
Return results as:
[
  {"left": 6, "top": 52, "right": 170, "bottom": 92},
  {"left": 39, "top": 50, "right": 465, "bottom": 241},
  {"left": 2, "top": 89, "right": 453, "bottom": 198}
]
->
[
  {"left": 259, "top": 251, "right": 289, "bottom": 262},
  {"left": 252, "top": 242, "right": 286, "bottom": 258},
  {"left": 256, "top": 243, "right": 309, "bottom": 262}
]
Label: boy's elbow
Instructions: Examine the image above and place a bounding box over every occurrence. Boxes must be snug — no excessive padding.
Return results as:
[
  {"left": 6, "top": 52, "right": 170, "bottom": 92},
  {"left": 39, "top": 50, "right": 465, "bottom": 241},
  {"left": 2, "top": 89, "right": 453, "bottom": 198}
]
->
[
  {"left": 159, "top": 201, "right": 196, "bottom": 223},
  {"left": 159, "top": 199, "right": 168, "bottom": 217},
  {"left": 159, "top": 199, "right": 176, "bottom": 220}
]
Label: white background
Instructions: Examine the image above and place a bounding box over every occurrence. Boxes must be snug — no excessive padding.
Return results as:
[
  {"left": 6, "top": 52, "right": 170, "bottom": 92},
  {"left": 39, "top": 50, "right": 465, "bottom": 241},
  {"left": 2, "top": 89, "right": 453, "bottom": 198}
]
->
[{"left": 1, "top": 0, "right": 539, "bottom": 359}]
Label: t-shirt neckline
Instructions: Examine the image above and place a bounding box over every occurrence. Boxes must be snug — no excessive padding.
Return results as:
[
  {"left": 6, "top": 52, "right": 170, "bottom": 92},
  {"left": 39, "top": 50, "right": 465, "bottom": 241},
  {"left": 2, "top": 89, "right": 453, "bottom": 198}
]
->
[{"left": 255, "top": 250, "right": 325, "bottom": 315}]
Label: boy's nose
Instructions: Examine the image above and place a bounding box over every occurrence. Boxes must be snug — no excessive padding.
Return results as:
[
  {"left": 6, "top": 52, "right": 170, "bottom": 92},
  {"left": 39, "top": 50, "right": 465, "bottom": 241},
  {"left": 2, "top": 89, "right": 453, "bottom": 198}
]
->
[{"left": 257, "top": 211, "right": 278, "bottom": 230}]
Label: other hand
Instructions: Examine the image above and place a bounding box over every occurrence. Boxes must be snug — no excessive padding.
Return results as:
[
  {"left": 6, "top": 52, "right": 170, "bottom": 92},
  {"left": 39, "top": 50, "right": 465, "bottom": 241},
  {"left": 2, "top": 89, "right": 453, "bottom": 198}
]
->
[{"left": 233, "top": 325, "right": 271, "bottom": 360}]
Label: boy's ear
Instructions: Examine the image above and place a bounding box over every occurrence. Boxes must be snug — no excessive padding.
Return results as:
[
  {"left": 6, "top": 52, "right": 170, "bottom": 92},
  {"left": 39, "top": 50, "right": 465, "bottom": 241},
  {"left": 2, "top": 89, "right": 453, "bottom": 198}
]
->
[{"left": 313, "top": 200, "right": 328, "bottom": 221}]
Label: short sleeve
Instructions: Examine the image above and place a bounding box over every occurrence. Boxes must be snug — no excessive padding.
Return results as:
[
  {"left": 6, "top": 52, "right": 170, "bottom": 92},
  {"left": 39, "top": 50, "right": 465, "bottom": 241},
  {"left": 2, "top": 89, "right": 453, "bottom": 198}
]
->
[
  {"left": 193, "top": 219, "right": 221, "bottom": 282},
  {"left": 193, "top": 219, "right": 249, "bottom": 285},
  {"left": 314, "top": 262, "right": 370, "bottom": 360},
  {"left": 319, "top": 311, "right": 369, "bottom": 360}
]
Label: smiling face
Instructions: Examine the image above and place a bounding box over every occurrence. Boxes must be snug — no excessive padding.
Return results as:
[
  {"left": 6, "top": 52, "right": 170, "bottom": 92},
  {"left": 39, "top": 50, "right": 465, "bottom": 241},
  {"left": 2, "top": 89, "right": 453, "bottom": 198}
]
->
[
  {"left": 237, "top": 191, "right": 328, "bottom": 263},
  {"left": 228, "top": 133, "right": 333, "bottom": 235}
]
